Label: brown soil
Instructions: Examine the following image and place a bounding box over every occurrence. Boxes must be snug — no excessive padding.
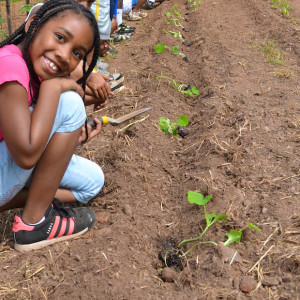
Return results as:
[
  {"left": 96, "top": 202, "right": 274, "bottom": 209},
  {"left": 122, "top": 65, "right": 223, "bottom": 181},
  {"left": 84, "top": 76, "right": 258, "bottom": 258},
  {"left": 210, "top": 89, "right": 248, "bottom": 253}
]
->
[{"left": 1, "top": 0, "right": 300, "bottom": 299}]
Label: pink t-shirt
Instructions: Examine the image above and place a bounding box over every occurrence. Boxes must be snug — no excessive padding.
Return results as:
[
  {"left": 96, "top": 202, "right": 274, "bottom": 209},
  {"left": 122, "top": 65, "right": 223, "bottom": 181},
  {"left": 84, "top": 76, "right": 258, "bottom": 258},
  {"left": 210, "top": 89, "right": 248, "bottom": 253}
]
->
[{"left": 0, "top": 44, "right": 32, "bottom": 141}]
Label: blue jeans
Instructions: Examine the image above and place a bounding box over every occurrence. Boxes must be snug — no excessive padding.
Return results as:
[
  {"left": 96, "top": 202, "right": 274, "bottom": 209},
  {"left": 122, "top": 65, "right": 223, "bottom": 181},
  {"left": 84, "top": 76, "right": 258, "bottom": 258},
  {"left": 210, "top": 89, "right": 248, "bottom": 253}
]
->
[{"left": 0, "top": 91, "right": 104, "bottom": 206}]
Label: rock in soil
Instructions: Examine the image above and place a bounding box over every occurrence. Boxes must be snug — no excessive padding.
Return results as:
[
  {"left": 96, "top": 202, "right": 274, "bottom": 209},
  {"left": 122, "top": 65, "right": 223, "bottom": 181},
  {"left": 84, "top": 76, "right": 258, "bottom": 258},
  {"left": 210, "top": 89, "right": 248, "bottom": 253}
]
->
[
  {"left": 183, "top": 40, "right": 191, "bottom": 47},
  {"left": 262, "top": 276, "right": 280, "bottom": 287},
  {"left": 239, "top": 276, "right": 257, "bottom": 293},
  {"left": 217, "top": 243, "right": 243, "bottom": 264},
  {"left": 96, "top": 211, "right": 111, "bottom": 224},
  {"left": 161, "top": 267, "right": 178, "bottom": 282},
  {"left": 122, "top": 204, "right": 133, "bottom": 216}
]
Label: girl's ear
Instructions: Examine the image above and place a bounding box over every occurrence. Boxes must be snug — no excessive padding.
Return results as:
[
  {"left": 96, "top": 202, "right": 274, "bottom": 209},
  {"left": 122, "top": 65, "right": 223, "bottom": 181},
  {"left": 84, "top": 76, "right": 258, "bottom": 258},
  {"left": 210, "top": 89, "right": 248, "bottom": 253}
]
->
[{"left": 25, "top": 15, "right": 36, "bottom": 33}]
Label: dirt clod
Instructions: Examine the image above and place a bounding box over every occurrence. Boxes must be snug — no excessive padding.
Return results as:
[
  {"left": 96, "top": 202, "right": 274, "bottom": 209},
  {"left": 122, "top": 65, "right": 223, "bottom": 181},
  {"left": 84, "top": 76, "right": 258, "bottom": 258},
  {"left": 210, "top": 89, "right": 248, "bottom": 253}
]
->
[
  {"left": 96, "top": 211, "right": 111, "bottom": 224},
  {"left": 262, "top": 276, "right": 280, "bottom": 287},
  {"left": 177, "top": 126, "right": 188, "bottom": 137},
  {"left": 217, "top": 243, "right": 243, "bottom": 264},
  {"left": 239, "top": 276, "right": 257, "bottom": 293},
  {"left": 161, "top": 267, "right": 178, "bottom": 282}
]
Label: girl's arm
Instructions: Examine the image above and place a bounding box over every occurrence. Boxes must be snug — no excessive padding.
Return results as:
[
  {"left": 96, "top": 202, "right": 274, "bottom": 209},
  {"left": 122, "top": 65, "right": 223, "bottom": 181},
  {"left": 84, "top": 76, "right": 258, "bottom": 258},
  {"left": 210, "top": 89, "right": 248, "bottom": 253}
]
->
[{"left": 0, "top": 78, "right": 82, "bottom": 169}]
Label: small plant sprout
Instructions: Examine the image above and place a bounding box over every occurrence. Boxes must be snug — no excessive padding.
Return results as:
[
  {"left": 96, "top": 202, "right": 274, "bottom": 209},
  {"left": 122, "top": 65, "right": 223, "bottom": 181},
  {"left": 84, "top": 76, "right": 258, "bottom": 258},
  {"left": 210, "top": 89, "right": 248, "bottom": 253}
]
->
[
  {"left": 189, "top": 0, "right": 203, "bottom": 11},
  {"left": 178, "top": 191, "right": 227, "bottom": 256},
  {"left": 271, "top": 0, "right": 291, "bottom": 17},
  {"left": 165, "top": 11, "right": 185, "bottom": 28},
  {"left": 158, "top": 115, "right": 189, "bottom": 136},
  {"left": 224, "top": 222, "right": 261, "bottom": 246},
  {"left": 156, "top": 72, "right": 199, "bottom": 97},
  {"left": 164, "top": 30, "right": 184, "bottom": 42},
  {"left": 155, "top": 43, "right": 185, "bottom": 58},
  {"left": 171, "top": 4, "right": 185, "bottom": 20},
  {"left": 178, "top": 191, "right": 261, "bottom": 257}
]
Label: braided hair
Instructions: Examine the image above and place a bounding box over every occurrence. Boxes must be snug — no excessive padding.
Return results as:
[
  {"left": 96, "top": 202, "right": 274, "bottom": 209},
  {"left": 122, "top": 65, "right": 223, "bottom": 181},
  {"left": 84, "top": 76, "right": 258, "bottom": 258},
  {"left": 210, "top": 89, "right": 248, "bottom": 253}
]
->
[{"left": 0, "top": 0, "right": 100, "bottom": 141}]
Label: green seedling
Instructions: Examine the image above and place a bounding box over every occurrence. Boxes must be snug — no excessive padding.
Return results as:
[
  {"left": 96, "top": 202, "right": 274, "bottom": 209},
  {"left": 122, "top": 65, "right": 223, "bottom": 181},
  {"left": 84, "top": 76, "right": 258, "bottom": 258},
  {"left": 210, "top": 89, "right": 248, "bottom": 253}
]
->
[
  {"left": 171, "top": 4, "right": 185, "bottom": 19},
  {"left": 155, "top": 43, "right": 185, "bottom": 58},
  {"left": 164, "top": 30, "right": 184, "bottom": 42},
  {"left": 177, "top": 191, "right": 261, "bottom": 257},
  {"left": 158, "top": 115, "right": 189, "bottom": 136},
  {"left": 271, "top": 0, "right": 291, "bottom": 17},
  {"left": 224, "top": 222, "right": 261, "bottom": 246},
  {"left": 156, "top": 72, "right": 199, "bottom": 97},
  {"left": 188, "top": 0, "right": 203, "bottom": 12},
  {"left": 178, "top": 191, "right": 227, "bottom": 256},
  {"left": 165, "top": 11, "right": 185, "bottom": 28}
]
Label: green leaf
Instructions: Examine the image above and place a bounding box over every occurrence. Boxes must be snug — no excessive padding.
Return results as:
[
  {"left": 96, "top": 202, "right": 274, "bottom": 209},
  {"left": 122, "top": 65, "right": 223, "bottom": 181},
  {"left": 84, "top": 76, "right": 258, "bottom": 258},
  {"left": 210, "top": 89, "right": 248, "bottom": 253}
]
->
[
  {"left": 0, "top": 16, "right": 4, "bottom": 24},
  {"left": 155, "top": 44, "right": 166, "bottom": 53},
  {"left": 186, "top": 90, "right": 194, "bottom": 97},
  {"left": 165, "top": 12, "right": 171, "bottom": 17},
  {"left": 177, "top": 114, "right": 189, "bottom": 126},
  {"left": 188, "top": 191, "right": 212, "bottom": 206},
  {"left": 207, "top": 212, "right": 215, "bottom": 223},
  {"left": 224, "top": 230, "right": 242, "bottom": 246},
  {"left": 172, "top": 128, "right": 178, "bottom": 136},
  {"left": 163, "top": 29, "right": 168, "bottom": 34},
  {"left": 172, "top": 46, "right": 179, "bottom": 54},
  {"left": 18, "top": 4, "right": 34, "bottom": 13},
  {"left": 248, "top": 222, "right": 261, "bottom": 232},
  {"left": 214, "top": 214, "right": 227, "bottom": 221},
  {"left": 191, "top": 86, "right": 200, "bottom": 95}
]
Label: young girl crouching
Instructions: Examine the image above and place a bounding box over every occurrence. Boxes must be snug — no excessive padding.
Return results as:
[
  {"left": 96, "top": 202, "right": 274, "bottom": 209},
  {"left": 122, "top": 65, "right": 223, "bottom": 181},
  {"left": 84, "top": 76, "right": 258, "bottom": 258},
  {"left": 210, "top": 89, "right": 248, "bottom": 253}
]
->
[{"left": 0, "top": 0, "right": 104, "bottom": 252}]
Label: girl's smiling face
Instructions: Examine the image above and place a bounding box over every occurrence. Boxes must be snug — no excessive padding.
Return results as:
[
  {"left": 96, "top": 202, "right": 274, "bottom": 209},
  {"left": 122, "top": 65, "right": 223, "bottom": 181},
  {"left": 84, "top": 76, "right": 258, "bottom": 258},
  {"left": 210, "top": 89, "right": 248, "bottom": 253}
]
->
[{"left": 28, "top": 11, "right": 94, "bottom": 80}]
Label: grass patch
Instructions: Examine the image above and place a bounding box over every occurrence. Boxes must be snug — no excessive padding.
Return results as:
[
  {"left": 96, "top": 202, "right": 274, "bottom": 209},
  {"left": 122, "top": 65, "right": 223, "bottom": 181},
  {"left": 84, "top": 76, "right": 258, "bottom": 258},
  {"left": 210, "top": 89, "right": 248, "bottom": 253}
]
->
[
  {"left": 260, "top": 38, "right": 284, "bottom": 65},
  {"left": 273, "top": 68, "right": 295, "bottom": 78}
]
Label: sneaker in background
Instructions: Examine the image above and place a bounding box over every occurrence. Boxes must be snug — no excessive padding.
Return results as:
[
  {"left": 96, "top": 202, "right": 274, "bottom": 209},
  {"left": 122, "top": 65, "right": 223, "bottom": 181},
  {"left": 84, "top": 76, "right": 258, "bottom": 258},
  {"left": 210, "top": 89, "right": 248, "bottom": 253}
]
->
[
  {"left": 145, "top": 0, "right": 156, "bottom": 9},
  {"left": 127, "top": 9, "right": 142, "bottom": 21},
  {"left": 133, "top": 9, "right": 148, "bottom": 18},
  {"left": 110, "top": 81, "right": 125, "bottom": 93},
  {"left": 119, "top": 23, "right": 136, "bottom": 32},
  {"left": 109, "top": 73, "right": 124, "bottom": 85},
  {"left": 12, "top": 199, "right": 96, "bottom": 252}
]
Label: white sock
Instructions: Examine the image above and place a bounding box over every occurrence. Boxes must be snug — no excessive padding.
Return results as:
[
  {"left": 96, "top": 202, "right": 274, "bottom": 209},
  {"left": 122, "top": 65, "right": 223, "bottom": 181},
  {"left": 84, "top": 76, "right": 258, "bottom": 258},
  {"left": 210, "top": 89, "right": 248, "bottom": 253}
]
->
[
  {"left": 117, "top": 9, "right": 123, "bottom": 25},
  {"left": 29, "top": 216, "right": 45, "bottom": 226}
]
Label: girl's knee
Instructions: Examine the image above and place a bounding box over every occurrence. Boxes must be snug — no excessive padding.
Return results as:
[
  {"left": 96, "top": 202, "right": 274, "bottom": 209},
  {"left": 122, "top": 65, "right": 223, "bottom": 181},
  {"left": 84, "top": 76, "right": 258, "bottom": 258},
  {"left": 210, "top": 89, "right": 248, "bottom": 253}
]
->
[
  {"left": 53, "top": 91, "right": 86, "bottom": 134},
  {"left": 76, "top": 165, "right": 104, "bottom": 204}
]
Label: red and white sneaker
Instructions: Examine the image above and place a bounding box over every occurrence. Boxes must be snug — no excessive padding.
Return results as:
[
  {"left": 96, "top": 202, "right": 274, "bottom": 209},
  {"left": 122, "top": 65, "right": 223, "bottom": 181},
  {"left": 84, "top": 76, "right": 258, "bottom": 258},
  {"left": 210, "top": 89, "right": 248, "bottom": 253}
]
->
[{"left": 12, "top": 199, "right": 95, "bottom": 252}]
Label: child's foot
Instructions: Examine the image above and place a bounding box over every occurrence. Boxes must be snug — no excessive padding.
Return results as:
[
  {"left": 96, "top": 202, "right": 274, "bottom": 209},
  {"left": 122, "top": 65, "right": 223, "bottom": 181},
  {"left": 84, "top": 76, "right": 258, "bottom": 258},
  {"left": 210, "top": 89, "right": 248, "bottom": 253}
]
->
[
  {"left": 110, "top": 81, "right": 125, "bottom": 93},
  {"left": 133, "top": 9, "right": 148, "bottom": 18},
  {"left": 127, "top": 9, "right": 142, "bottom": 21},
  {"left": 12, "top": 199, "right": 95, "bottom": 252},
  {"left": 108, "top": 73, "right": 124, "bottom": 85}
]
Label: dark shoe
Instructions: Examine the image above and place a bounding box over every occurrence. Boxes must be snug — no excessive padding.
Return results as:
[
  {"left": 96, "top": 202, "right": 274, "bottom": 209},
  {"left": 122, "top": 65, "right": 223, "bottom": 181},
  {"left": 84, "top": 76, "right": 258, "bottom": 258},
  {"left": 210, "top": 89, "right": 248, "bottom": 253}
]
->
[
  {"left": 107, "top": 48, "right": 118, "bottom": 55},
  {"left": 119, "top": 23, "right": 136, "bottom": 32},
  {"left": 12, "top": 199, "right": 96, "bottom": 252},
  {"left": 110, "top": 82, "right": 125, "bottom": 93},
  {"left": 145, "top": 0, "right": 156, "bottom": 9},
  {"left": 109, "top": 73, "right": 124, "bottom": 84}
]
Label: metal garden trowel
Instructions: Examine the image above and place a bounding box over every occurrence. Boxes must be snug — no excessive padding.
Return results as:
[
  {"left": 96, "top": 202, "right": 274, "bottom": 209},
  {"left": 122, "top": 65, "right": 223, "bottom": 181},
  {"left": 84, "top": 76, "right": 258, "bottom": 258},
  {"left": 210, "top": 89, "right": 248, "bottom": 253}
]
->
[{"left": 87, "top": 107, "right": 152, "bottom": 129}]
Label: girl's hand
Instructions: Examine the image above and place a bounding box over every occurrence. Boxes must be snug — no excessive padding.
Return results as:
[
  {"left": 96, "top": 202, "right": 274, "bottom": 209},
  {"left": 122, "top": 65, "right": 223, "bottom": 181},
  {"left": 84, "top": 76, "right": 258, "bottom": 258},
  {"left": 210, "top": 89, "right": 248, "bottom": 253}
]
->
[
  {"left": 86, "top": 73, "right": 114, "bottom": 102},
  {"left": 78, "top": 117, "right": 102, "bottom": 145}
]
